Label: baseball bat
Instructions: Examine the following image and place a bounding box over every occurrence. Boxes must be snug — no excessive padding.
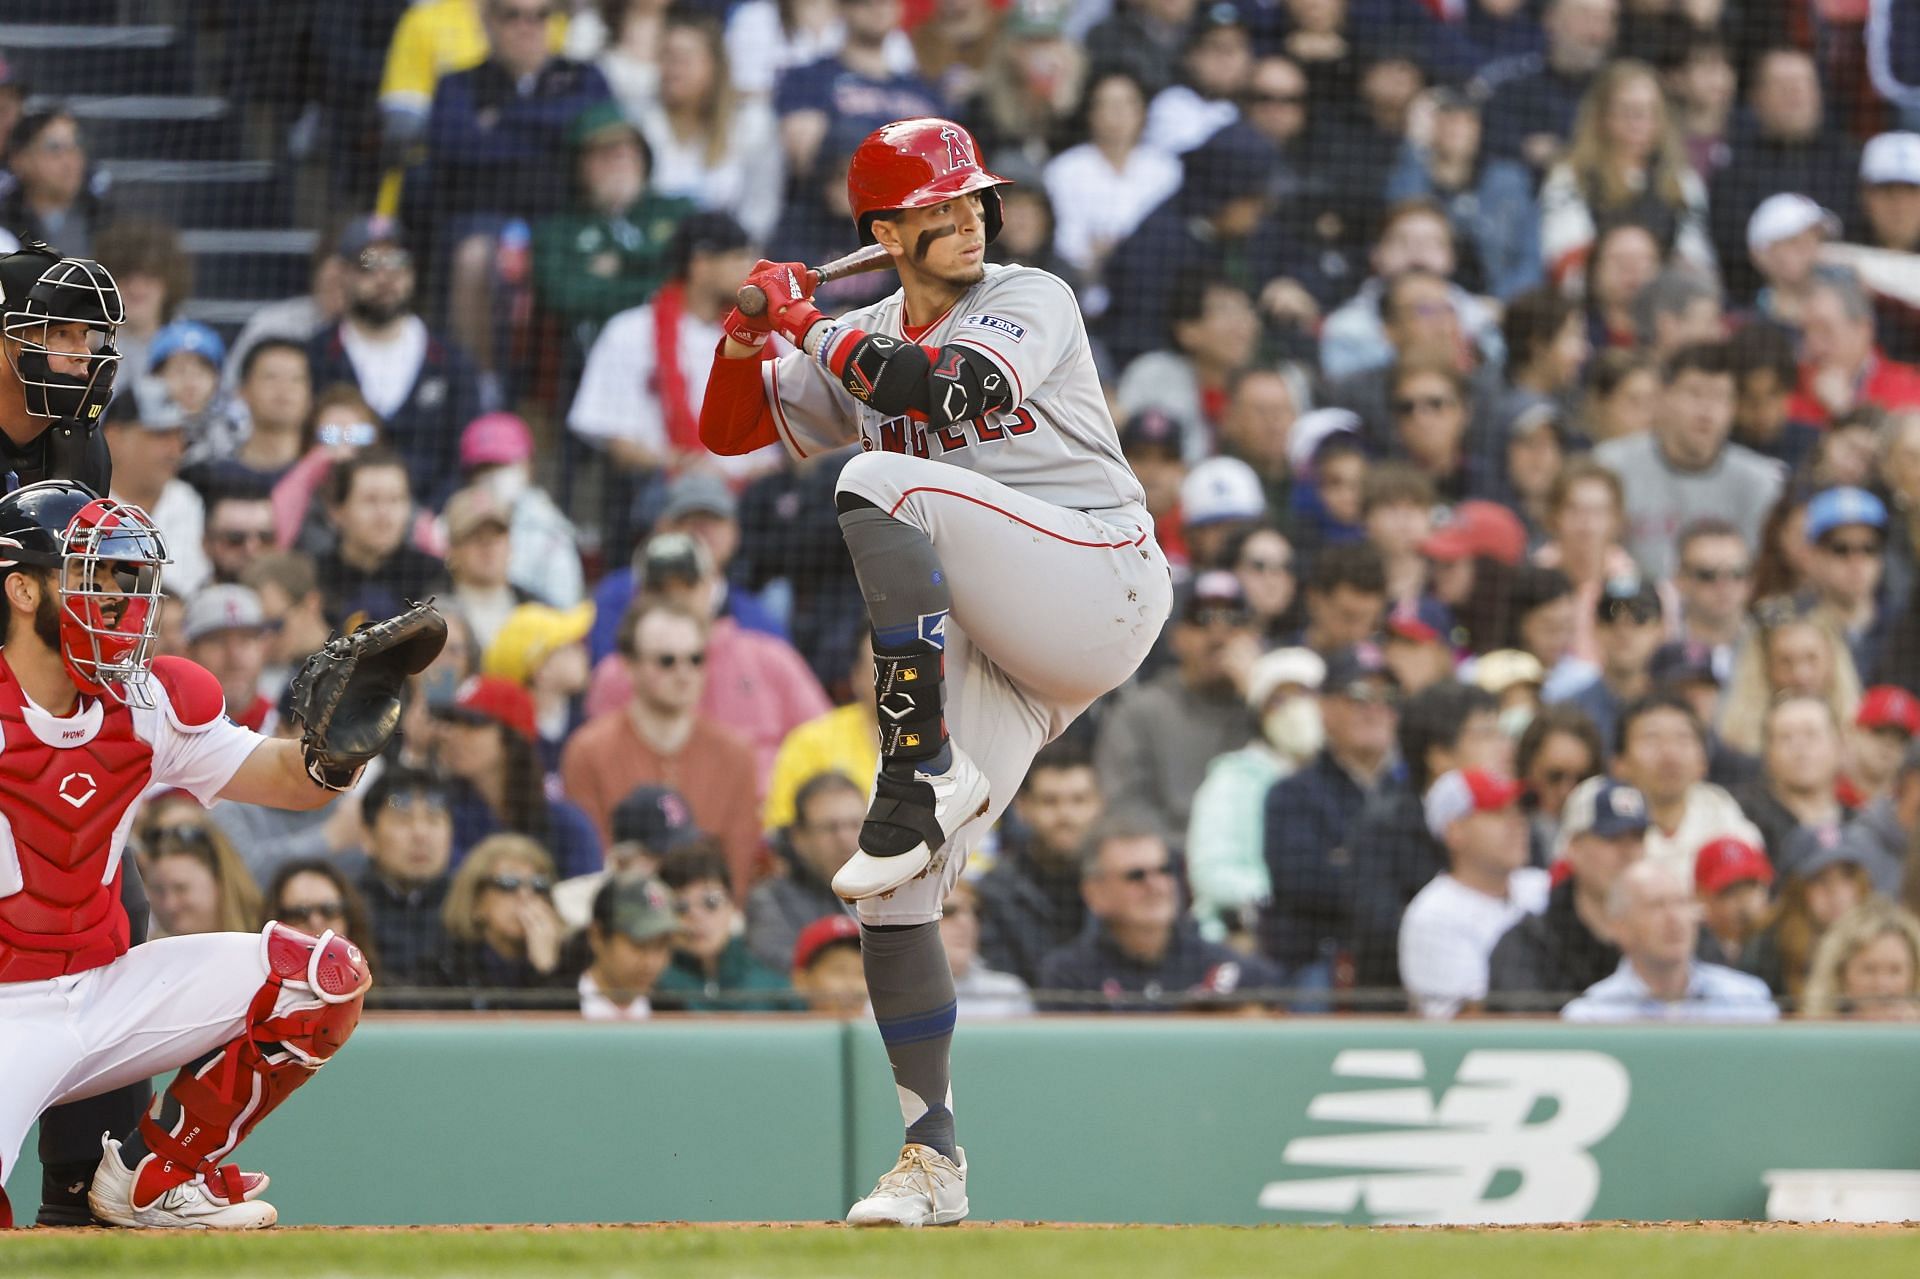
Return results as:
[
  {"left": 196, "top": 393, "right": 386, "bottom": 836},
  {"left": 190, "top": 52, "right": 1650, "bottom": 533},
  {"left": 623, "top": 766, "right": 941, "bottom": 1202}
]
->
[{"left": 736, "top": 244, "right": 895, "bottom": 317}]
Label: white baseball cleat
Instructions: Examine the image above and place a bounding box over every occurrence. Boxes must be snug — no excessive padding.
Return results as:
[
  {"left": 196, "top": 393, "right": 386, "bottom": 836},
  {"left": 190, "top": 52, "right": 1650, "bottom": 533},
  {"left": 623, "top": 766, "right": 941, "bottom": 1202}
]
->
[
  {"left": 88, "top": 1137, "right": 278, "bottom": 1230},
  {"left": 846, "top": 1144, "right": 969, "bottom": 1227},
  {"left": 834, "top": 747, "right": 990, "bottom": 900}
]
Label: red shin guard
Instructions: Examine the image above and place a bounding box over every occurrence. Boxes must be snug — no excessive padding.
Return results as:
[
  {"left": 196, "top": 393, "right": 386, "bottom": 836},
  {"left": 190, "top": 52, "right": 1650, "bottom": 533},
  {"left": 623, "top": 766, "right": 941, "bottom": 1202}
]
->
[{"left": 132, "top": 923, "right": 370, "bottom": 1206}]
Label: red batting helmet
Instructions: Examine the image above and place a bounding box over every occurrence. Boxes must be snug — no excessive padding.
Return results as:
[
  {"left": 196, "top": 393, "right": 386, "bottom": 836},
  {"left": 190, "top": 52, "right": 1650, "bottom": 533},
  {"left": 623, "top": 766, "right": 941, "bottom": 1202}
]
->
[{"left": 848, "top": 118, "right": 1010, "bottom": 246}]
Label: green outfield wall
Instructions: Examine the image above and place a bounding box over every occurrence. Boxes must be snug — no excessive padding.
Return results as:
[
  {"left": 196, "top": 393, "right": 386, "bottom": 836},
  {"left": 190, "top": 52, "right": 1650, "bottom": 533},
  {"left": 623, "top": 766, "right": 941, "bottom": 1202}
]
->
[{"left": 11, "top": 1018, "right": 1919, "bottom": 1226}]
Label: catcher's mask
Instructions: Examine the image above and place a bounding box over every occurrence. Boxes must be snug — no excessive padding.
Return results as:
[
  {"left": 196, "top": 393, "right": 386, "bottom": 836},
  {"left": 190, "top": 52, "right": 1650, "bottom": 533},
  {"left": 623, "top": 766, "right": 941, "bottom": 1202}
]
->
[
  {"left": 0, "top": 247, "right": 125, "bottom": 425},
  {"left": 0, "top": 496, "right": 169, "bottom": 706}
]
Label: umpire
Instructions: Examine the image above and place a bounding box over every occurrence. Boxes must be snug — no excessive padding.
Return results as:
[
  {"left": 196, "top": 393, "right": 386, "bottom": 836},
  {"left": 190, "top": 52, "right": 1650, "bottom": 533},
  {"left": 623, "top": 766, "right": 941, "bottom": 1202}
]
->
[{"left": 0, "top": 238, "right": 150, "bottom": 1225}]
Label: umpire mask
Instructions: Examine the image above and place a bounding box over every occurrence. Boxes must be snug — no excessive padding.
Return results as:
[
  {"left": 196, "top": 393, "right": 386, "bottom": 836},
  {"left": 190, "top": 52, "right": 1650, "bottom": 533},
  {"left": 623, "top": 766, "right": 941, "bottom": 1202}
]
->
[{"left": 0, "top": 246, "right": 125, "bottom": 425}]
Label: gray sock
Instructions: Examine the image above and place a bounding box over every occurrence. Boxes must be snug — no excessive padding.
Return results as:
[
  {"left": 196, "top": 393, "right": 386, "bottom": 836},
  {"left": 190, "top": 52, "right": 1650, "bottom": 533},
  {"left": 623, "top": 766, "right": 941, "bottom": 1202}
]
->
[{"left": 861, "top": 922, "right": 958, "bottom": 1161}]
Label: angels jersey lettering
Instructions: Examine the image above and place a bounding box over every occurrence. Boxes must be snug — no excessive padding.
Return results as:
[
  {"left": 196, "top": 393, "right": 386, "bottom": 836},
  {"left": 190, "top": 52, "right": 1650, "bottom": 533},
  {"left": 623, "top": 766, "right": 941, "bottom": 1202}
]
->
[{"left": 764, "top": 264, "right": 1146, "bottom": 512}]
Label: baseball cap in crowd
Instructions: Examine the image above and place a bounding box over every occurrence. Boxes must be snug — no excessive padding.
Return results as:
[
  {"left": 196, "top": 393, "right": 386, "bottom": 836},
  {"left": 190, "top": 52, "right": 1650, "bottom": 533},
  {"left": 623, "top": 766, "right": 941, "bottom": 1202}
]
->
[
  {"left": 1384, "top": 598, "right": 1450, "bottom": 646},
  {"left": 182, "top": 584, "right": 266, "bottom": 644},
  {"left": 1420, "top": 501, "right": 1528, "bottom": 567},
  {"left": 443, "top": 484, "right": 512, "bottom": 542},
  {"left": 1119, "top": 409, "right": 1183, "bottom": 459},
  {"left": 1180, "top": 569, "right": 1252, "bottom": 625},
  {"left": 435, "top": 673, "right": 538, "bottom": 742},
  {"left": 1323, "top": 641, "right": 1397, "bottom": 699},
  {"left": 1746, "top": 192, "right": 1841, "bottom": 256},
  {"left": 1859, "top": 685, "right": 1920, "bottom": 737},
  {"left": 1561, "top": 779, "right": 1650, "bottom": 842},
  {"left": 1423, "top": 768, "right": 1524, "bottom": 839},
  {"left": 1778, "top": 822, "right": 1867, "bottom": 881},
  {"left": 1649, "top": 640, "right": 1720, "bottom": 690},
  {"left": 148, "top": 320, "right": 226, "bottom": 374},
  {"left": 569, "top": 99, "right": 643, "bottom": 151},
  {"left": 338, "top": 214, "right": 407, "bottom": 261},
  {"left": 1180, "top": 456, "right": 1265, "bottom": 527},
  {"left": 667, "top": 212, "right": 751, "bottom": 274},
  {"left": 1472, "top": 648, "right": 1545, "bottom": 697},
  {"left": 593, "top": 874, "right": 683, "bottom": 944},
  {"left": 1285, "top": 408, "right": 1363, "bottom": 475},
  {"left": 460, "top": 412, "right": 535, "bottom": 468},
  {"left": 1595, "top": 577, "right": 1662, "bottom": 626},
  {"left": 642, "top": 530, "right": 714, "bottom": 585},
  {"left": 1693, "top": 836, "right": 1774, "bottom": 897},
  {"left": 485, "top": 601, "right": 595, "bottom": 685},
  {"left": 1862, "top": 132, "right": 1920, "bottom": 187},
  {"left": 1805, "top": 486, "right": 1887, "bottom": 543},
  {"left": 1004, "top": 0, "right": 1069, "bottom": 37},
  {"left": 611, "top": 784, "right": 704, "bottom": 852},
  {"left": 793, "top": 913, "right": 863, "bottom": 971},
  {"left": 1245, "top": 646, "right": 1325, "bottom": 710},
  {"left": 660, "top": 470, "right": 738, "bottom": 523}
]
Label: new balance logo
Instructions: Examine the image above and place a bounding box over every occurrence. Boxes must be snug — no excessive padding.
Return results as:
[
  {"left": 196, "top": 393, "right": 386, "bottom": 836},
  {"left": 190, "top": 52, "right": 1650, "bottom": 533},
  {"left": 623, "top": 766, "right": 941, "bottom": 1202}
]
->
[{"left": 1257, "top": 1050, "right": 1631, "bottom": 1225}]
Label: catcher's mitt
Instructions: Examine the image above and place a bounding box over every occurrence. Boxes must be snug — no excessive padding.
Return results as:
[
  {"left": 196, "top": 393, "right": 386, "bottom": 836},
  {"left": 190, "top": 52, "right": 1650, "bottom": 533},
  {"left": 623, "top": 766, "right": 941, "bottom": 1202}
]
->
[{"left": 287, "top": 601, "right": 448, "bottom": 791}]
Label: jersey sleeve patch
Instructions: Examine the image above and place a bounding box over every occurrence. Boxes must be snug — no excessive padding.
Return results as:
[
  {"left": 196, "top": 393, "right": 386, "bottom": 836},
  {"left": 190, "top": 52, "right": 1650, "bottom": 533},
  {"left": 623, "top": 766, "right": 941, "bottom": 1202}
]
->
[
  {"left": 149, "top": 656, "right": 227, "bottom": 732},
  {"left": 959, "top": 313, "right": 1026, "bottom": 343}
]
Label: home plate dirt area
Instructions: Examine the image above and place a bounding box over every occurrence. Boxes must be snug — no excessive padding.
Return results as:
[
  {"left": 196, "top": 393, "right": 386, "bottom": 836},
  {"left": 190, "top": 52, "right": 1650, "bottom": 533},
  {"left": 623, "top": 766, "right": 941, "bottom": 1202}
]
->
[{"left": 3, "top": 1220, "right": 1918, "bottom": 1279}]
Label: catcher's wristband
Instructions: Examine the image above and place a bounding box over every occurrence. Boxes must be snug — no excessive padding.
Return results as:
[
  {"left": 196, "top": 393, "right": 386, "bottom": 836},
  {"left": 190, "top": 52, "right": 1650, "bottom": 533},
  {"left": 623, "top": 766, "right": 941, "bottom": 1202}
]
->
[{"left": 303, "top": 750, "right": 364, "bottom": 793}]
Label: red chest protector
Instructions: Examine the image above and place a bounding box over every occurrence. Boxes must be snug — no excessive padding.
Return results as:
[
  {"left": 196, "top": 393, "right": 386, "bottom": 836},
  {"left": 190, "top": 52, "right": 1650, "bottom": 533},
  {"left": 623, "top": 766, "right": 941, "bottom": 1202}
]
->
[{"left": 0, "top": 658, "right": 158, "bottom": 982}]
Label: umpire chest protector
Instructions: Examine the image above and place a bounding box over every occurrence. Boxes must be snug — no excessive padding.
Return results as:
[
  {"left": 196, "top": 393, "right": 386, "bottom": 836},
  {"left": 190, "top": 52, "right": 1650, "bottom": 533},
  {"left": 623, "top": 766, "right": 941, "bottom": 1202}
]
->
[{"left": 0, "top": 657, "right": 196, "bottom": 982}]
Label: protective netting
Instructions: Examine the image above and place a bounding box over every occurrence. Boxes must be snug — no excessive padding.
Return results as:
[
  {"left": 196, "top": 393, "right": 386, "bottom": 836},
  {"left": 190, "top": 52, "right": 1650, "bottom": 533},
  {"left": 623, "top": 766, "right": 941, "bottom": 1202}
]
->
[{"left": 11, "top": 0, "right": 1920, "bottom": 1021}]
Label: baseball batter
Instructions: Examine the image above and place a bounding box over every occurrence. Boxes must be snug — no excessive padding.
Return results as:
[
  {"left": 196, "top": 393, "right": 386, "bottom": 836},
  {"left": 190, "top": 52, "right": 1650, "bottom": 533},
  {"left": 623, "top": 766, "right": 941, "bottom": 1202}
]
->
[{"left": 699, "top": 117, "right": 1172, "bottom": 1225}]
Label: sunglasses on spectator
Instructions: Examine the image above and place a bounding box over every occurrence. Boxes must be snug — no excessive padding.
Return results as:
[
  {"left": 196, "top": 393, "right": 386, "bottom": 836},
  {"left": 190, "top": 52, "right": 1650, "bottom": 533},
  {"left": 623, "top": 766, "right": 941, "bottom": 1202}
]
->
[
  {"left": 1246, "top": 90, "right": 1307, "bottom": 107},
  {"left": 1821, "top": 536, "right": 1883, "bottom": 559},
  {"left": 385, "top": 792, "right": 448, "bottom": 815},
  {"left": 674, "top": 890, "right": 730, "bottom": 916},
  {"left": 1598, "top": 600, "right": 1659, "bottom": 625},
  {"left": 214, "top": 528, "right": 275, "bottom": 548},
  {"left": 317, "top": 422, "right": 379, "bottom": 448},
  {"left": 1683, "top": 564, "right": 1748, "bottom": 584},
  {"left": 281, "top": 902, "right": 346, "bottom": 926},
  {"left": 1336, "top": 682, "right": 1400, "bottom": 707},
  {"left": 146, "top": 824, "right": 212, "bottom": 850},
  {"left": 355, "top": 247, "right": 411, "bottom": 274},
  {"left": 1116, "top": 863, "right": 1175, "bottom": 884},
  {"left": 1393, "top": 395, "right": 1456, "bottom": 416},
  {"left": 1187, "top": 606, "right": 1252, "bottom": 628},
  {"left": 645, "top": 650, "right": 706, "bottom": 669},
  {"left": 486, "top": 874, "right": 552, "bottom": 895}
]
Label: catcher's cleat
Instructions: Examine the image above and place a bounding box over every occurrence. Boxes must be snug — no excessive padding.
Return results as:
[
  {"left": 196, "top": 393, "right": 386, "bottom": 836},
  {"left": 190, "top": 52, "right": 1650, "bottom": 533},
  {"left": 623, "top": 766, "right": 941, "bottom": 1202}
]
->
[
  {"left": 88, "top": 1137, "right": 277, "bottom": 1230},
  {"left": 833, "top": 747, "right": 990, "bottom": 900},
  {"left": 846, "top": 1144, "right": 969, "bottom": 1227}
]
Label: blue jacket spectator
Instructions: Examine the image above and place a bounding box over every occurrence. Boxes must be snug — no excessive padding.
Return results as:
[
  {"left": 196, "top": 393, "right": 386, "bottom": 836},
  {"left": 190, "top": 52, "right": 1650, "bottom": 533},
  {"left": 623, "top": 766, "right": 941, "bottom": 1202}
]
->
[
  {"left": 1259, "top": 646, "right": 1402, "bottom": 980},
  {"left": 1384, "top": 100, "right": 1542, "bottom": 300},
  {"left": 773, "top": 0, "right": 940, "bottom": 180},
  {"left": 422, "top": 50, "right": 612, "bottom": 224}
]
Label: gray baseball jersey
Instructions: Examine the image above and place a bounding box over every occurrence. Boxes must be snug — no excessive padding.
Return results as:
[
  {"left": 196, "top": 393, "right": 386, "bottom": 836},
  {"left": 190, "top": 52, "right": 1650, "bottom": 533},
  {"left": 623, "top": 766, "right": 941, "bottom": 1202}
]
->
[{"left": 761, "top": 264, "right": 1145, "bottom": 512}]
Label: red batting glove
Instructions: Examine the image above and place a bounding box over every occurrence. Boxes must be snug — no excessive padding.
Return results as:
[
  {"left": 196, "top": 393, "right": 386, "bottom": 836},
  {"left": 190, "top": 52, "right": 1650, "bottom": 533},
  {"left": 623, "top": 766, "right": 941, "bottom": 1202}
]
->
[
  {"left": 722, "top": 305, "right": 770, "bottom": 351},
  {"left": 741, "top": 259, "right": 825, "bottom": 347}
]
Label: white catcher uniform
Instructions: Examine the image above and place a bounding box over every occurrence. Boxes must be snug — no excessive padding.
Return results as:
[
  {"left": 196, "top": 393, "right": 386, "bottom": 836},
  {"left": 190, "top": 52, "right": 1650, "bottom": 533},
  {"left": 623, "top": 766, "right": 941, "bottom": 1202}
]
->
[{"left": 764, "top": 263, "right": 1173, "bottom": 924}]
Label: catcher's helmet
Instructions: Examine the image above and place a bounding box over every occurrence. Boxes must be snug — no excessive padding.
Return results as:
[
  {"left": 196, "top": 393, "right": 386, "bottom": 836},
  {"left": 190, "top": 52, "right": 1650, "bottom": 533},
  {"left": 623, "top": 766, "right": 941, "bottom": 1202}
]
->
[
  {"left": 0, "top": 240, "right": 125, "bottom": 425},
  {"left": 848, "top": 118, "right": 1010, "bottom": 246},
  {"left": 0, "top": 479, "right": 169, "bottom": 706}
]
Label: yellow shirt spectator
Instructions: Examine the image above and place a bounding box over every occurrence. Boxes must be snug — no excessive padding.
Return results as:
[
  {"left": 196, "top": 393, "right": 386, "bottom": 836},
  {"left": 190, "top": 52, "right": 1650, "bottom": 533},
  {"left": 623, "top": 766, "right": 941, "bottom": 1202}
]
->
[
  {"left": 379, "top": 0, "right": 568, "bottom": 115},
  {"left": 763, "top": 704, "right": 879, "bottom": 833}
]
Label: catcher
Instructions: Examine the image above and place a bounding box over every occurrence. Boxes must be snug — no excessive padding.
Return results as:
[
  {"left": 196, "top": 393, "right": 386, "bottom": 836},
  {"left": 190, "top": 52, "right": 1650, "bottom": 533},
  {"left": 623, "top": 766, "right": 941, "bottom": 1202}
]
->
[{"left": 0, "top": 479, "right": 444, "bottom": 1230}]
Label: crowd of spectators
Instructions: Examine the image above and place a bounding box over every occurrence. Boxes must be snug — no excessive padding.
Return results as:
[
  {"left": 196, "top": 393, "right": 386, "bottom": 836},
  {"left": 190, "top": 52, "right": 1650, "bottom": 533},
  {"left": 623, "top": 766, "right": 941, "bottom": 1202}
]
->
[{"left": 17, "top": 0, "right": 1920, "bottom": 1021}]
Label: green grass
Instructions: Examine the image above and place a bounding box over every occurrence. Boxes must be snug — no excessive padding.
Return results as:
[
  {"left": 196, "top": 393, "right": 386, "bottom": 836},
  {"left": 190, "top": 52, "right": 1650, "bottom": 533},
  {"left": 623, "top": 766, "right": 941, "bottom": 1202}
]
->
[{"left": 4, "top": 1224, "right": 1919, "bottom": 1279}]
